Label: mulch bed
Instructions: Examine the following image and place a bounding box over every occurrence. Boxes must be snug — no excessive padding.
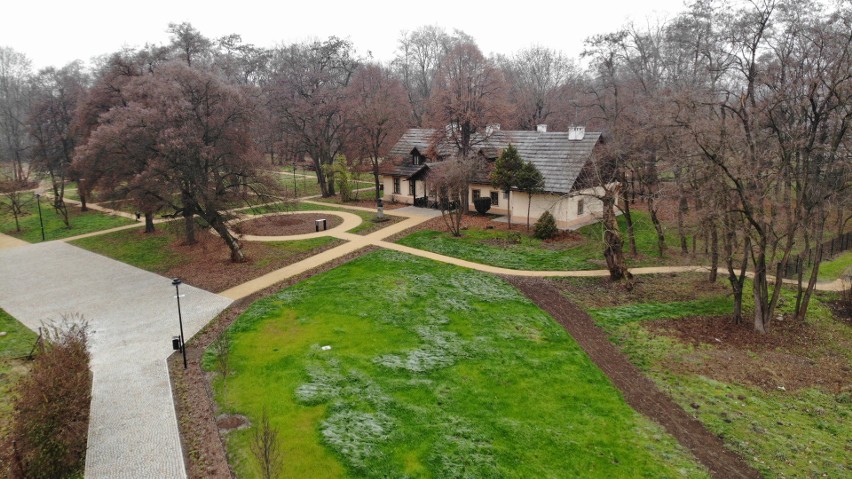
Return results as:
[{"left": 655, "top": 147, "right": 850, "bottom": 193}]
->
[
  {"left": 647, "top": 315, "right": 851, "bottom": 394},
  {"left": 168, "top": 246, "right": 379, "bottom": 479},
  {"left": 233, "top": 213, "right": 343, "bottom": 236},
  {"left": 505, "top": 276, "right": 762, "bottom": 479},
  {"left": 154, "top": 224, "right": 342, "bottom": 293}
]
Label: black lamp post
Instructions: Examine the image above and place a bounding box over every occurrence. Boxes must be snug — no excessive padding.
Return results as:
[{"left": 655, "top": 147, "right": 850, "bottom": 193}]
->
[
  {"left": 34, "top": 193, "right": 45, "bottom": 241},
  {"left": 172, "top": 278, "right": 187, "bottom": 369}
]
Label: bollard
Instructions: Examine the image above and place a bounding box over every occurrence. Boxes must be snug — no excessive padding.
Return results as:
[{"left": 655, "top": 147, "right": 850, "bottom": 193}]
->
[{"left": 315, "top": 218, "right": 327, "bottom": 232}]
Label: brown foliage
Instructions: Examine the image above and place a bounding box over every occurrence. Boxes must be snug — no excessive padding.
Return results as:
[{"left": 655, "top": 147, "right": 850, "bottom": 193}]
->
[{"left": 3, "top": 318, "right": 91, "bottom": 479}]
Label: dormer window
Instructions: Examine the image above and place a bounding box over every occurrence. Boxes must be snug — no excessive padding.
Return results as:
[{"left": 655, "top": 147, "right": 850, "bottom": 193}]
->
[{"left": 411, "top": 149, "right": 425, "bottom": 165}]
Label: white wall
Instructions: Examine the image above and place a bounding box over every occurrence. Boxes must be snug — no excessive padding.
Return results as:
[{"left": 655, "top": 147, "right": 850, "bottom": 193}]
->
[{"left": 469, "top": 183, "right": 607, "bottom": 227}]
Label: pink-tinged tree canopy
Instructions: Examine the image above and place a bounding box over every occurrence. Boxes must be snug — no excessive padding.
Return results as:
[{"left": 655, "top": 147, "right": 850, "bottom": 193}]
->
[
  {"left": 344, "top": 63, "right": 410, "bottom": 200},
  {"left": 74, "top": 61, "right": 270, "bottom": 262},
  {"left": 427, "top": 42, "right": 510, "bottom": 158}
]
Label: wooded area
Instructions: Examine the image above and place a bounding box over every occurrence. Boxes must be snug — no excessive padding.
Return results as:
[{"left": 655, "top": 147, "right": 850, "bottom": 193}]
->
[{"left": 1, "top": 0, "right": 849, "bottom": 332}]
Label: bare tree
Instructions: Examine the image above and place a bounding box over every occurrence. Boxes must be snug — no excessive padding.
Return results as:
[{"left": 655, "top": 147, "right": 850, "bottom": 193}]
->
[
  {"left": 426, "top": 157, "right": 481, "bottom": 236},
  {"left": 427, "top": 42, "right": 510, "bottom": 159},
  {"left": 500, "top": 46, "right": 580, "bottom": 130},
  {"left": 167, "top": 22, "right": 213, "bottom": 68},
  {"left": 266, "top": 37, "right": 359, "bottom": 197},
  {"left": 344, "top": 63, "right": 409, "bottom": 201},
  {"left": 75, "top": 62, "right": 272, "bottom": 262},
  {"left": 28, "top": 62, "right": 88, "bottom": 226},
  {"left": 250, "top": 409, "right": 283, "bottom": 479},
  {"left": 392, "top": 26, "right": 472, "bottom": 126},
  {"left": 0, "top": 47, "right": 32, "bottom": 183}
]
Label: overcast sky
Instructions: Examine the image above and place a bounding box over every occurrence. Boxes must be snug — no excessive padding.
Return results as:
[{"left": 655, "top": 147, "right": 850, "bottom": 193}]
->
[{"left": 2, "top": 0, "right": 689, "bottom": 71}]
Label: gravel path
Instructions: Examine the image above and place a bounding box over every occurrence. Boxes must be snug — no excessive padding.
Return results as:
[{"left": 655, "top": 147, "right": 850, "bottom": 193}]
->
[{"left": 0, "top": 242, "right": 232, "bottom": 478}]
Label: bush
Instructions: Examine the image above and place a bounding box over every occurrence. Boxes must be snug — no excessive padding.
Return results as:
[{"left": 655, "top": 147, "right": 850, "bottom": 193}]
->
[
  {"left": 533, "top": 211, "right": 558, "bottom": 239},
  {"left": 473, "top": 197, "right": 491, "bottom": 215},
  {"left": 3, "top": 318, "right": 91, "bottom": 479}
]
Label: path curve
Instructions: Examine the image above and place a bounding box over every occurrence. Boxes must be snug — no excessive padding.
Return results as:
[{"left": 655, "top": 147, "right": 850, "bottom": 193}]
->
[{"left": 230, "top": 210, "right": 363, "bottom": 241}]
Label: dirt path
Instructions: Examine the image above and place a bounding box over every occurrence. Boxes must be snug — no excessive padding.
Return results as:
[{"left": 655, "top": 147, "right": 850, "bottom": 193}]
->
[{"left": 506, "top": 277, "right": 763, "bottom": 479}]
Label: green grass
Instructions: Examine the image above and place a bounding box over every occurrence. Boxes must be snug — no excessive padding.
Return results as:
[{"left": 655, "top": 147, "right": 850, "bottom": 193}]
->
[
  {"left": 396, "top": 211, "right": 692, "bottom": 271},
  {"left": 0, "top": 308, "right": 38, "bottom": 359},
  {"left": 589, "top": 297, "right": 733, "bottom": 327},
  {"left": 0, "top": 309, "right": 37, "bottom": 443},
  {"left": 71, "top": 225, "right": 337, "bottom": 275},
  {"left": 580, "top": 280, "right": 851, "bottom": 478},
  {"left": 818, "top": 250, "right": 852, "bottom": 281},
  {"left": 1, "top": 192, "right": 135, "bottom": 242},
  {"left": 239, "top": 201, "right": 400, "bottom": 235},
  {"left": 71, "top": 228, "right": 188, "bottom": 272},
  {"left": 209, "top": 250, "right": 708, "bottom": 478}
]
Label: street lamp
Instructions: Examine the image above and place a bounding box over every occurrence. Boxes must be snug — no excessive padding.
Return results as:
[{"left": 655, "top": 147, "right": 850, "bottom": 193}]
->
[
  {"left": 172, "top": 278, "right": 187, "bottom": 369},
  {"left": 34, "top": 193, "right": 45, "bottom": 241}
]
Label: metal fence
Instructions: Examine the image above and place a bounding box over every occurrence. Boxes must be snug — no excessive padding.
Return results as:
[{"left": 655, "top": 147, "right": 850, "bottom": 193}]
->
[{"left": 781, "top": 231, "right": 852, "bottom": 279}]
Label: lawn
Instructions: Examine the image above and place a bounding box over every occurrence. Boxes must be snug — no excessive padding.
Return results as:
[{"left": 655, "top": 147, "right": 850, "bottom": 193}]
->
[
  {"left": 397, "top": 211, "right": 691, "bottom": 271},
  {"left": 0, "top": 308, "right": 37, "bottom": 446},
  {"left": 818, "top": 250, "right": 852, "bottom": 281},
  {"left": 207, "top": 250, "right": 708, "bottom": 478},
  {"left": 239, "top": 201, "right": 403, "bottom": 235},
  {"left": 71, "top": 222, "right": 341, "bottom": 292},
  {"left": 1, "top": 192, "right": 135, "bottom": 242},
  {"left": 554, "top": 274, "right": 852, "bottom": 478}
]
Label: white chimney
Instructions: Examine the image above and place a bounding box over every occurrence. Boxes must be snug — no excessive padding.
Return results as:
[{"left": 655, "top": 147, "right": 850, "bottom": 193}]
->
[
  {"left": 537, "top": 124, "right": 547, "bottom": 133},
  {"left": 568, "top": 126, "right": 585, "bottom": 140},
  {"left": 486, "top": 123, "right": 501, "bottom": 136}
]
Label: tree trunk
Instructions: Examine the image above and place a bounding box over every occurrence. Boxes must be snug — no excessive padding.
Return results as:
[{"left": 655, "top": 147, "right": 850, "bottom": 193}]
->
[
  {"left": 602, "top": 189, "right": 631, "bottom": 282},
  {"left": 621, "top": 185, "right": 637, "bottom": 256},
  {"left": 647, "top": 196, "right": 666, "bottom": 257},
  {"left": 751, "top": 242, "right": 770, "bottom": 333},
  {"left": 144, "top": 213, "right": 155, "bottom": 233},
  {"left": 526, "top": 192, "right": 532, "bottom": 230},
  {"left": 183, "top": 209, "right": 197, "bottom": 245},
  {"left": 507, "top": 190, "right": 512, "bottom": 229},
  {"left": 709, "top": 223, "right": 718, "bottom": 283},
  {"left": 209, "top": 216, "right": 245, "bottom": 263},
  {"left": 372, "top": 158, "right": 381, "bottom": 201},
  {"left": 796, "top": 214, "right": 826, "bottom": 321},
  {"left": 677, "top": 196, "right": 688, "bottom": 254},
  {"left": 724, "top": 221, "right": 749, "bottom": 324}
]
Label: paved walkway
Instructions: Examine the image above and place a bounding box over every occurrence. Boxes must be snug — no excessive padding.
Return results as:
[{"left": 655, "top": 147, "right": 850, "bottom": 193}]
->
[
  {"left": 0, "top": 231, "right": 28, "bottom": 249},
  {"left": 0, "top": 196, "right": 845, "bottom": 478},
  {"left": 0, "top": 242, "right": 231, "bottom": 478}
]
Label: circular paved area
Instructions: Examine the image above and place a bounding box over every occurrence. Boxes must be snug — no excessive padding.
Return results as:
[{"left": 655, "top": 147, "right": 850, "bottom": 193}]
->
[{"left": 229, "top": 210, "right": 363, "bottom": 242}]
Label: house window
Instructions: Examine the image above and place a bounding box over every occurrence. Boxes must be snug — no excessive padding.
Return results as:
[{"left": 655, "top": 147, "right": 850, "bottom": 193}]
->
[
  {"left": 472, "top": 189, "right": 481, "bottom": 201},
  {"left": 490, "top": 191, "right": 499, "bottom": 206},
  {"left": 577, "top": 198, "right": 584, "bottom": 216},
  {"left": 412, "top": 154, "right": 425, "bottom": 165},
  {"left": 393, "top": 177, "right": 401, "bottom": 194},
  {"left": 409, "top": 180, "right": 416, "bottom": 196}
]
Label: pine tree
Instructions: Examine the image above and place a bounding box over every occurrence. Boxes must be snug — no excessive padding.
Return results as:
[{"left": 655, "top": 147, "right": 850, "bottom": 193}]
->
[{"left": 490, "top": 144, "right": 523, "bottom": 228}]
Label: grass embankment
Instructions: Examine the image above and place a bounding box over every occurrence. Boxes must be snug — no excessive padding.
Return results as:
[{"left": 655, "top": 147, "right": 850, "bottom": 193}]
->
[
  {"left": 207, "top": 250, "right": 708, "bottom": 478},
  {"left": 398, "top": 211, "right": 689, "bottom": 271},
  {"left": 0, "top": 309, "right": 37, "bottom": 444},
  {"left": 818, "top": 250, "right": 852, "bottom": 281},
  {"left": 1, "top": 192, "right": 134, "bottom": 242},
  {"left": 555, "top": 273, "right": 851, "bottom": 478}
]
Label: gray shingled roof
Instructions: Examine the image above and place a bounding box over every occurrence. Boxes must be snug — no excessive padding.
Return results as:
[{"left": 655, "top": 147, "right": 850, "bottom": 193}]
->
[{"left": 386, "top": 128, "right": 602, "bottom": 194}]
